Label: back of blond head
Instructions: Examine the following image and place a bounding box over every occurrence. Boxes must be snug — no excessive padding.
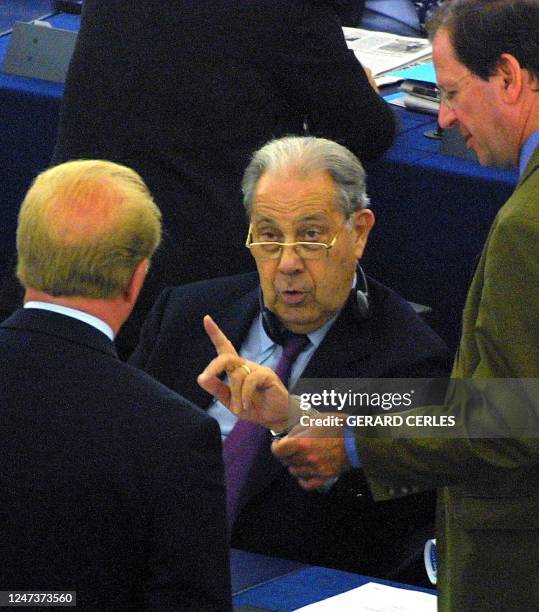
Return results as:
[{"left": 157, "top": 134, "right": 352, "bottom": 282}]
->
[{"left": 17, "top": 159, "right": 162, "bottom": 298}]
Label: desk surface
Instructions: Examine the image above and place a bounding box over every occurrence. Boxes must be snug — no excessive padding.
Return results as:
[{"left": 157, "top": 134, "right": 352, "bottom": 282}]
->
[
  {"left": 0, "top": 0, "right": 55, "bottom": 35},
  {"left": 231, "top": 549, "right": 306, "bottom": 596},
  {"left": 232, "top": 559, "right": 436, "bottom": 611},
  {"left": 0, "top": 13, "right": 78, "bottom": 95}
]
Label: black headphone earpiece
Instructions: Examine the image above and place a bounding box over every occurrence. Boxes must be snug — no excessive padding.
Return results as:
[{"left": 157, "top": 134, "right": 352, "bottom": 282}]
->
[
  {"left": 260, "top": 292, "right": 287, "bottom": 345},
  {"left": 354, "top": 265, "right": 370, "bottom": 321},
  {"left": 260, "top": 265, "right": 369, "bottom": 344}
]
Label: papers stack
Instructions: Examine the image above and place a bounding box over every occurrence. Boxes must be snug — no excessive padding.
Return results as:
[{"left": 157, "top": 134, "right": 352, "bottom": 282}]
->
[
  {"left": 343, "top": 27, "right": 432, "bottom": 86},
  {"left": 294, "top": 581, "right": 437, "bottom": 612}
]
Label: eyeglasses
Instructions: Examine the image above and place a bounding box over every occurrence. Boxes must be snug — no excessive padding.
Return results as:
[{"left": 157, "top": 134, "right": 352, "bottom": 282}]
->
[
  {"left": 245, "top": 224, "right": 340, "bottom": 260},
  {"left": 438, "top": 72, "right": 473, "bottom": 110}
]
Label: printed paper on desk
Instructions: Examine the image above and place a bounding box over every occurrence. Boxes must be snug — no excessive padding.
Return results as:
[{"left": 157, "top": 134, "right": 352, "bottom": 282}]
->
[
  {"left": 293, "top": 582, "right": 436, "bottom": 612},
  {"left": 343, "top": 27, "right": 432, "bottom": 77}
]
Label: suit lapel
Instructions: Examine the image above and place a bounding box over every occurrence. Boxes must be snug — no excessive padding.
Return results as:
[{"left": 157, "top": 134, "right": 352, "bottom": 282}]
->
[{"left": 301, "top": 301, "right": 373, "bottom": 380}]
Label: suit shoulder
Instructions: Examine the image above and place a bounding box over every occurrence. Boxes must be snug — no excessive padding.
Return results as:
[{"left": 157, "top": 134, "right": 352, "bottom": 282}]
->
[
  {"left": 157, "top": 272, "right": 259, "bottom": 316},
  {"left": 115, "top": 359, "right": 214, "bottom": 430},
  {"left": 367, "top": 276, "right": 450, "bottom": 362},
  {"left": 367, "top": 276, "right": 426, "bottom": 325}
]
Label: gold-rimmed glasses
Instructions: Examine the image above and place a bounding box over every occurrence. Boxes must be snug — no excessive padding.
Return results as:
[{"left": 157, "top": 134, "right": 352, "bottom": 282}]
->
[
  {"left": 245, "top": 224, "right": 340, "bottom": 260},
  {"left": 438, "top": 72, "right": 474, "bottom": 110}
]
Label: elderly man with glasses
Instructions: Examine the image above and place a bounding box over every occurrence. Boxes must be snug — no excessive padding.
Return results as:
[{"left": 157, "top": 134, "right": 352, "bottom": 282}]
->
[{"left": 130, "top": 135, "right": 449, "bottom": 584}]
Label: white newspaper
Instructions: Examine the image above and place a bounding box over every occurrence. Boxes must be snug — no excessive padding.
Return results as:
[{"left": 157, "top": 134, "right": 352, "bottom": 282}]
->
[
  {"left": 294, "top": 581, "right": 436, "bottom": 612},
  {"left": 343, "top": 27, "right": 432, "bottom": 78}
]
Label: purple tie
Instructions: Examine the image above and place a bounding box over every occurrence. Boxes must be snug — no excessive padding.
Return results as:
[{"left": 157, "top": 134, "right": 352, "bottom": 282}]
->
[
  {"left": 223, "top": 333, "right": 309, "bottom": 528},
  {"left": 273, "top": 333, "right": 310, "bottom": 388}
]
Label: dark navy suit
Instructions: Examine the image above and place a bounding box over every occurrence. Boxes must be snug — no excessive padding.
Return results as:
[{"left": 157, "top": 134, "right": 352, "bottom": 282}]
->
[
  {"left": 0, "top": 308, "right": 231, "bottom": 611},
  {"left": 130, "top": 272, "right": 450, "bottom": 582}
]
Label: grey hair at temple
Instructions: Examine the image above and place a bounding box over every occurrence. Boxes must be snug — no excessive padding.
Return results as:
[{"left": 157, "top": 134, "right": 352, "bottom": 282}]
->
[{"left": 241, "top": 136, "right": 370, "bottom": 217}]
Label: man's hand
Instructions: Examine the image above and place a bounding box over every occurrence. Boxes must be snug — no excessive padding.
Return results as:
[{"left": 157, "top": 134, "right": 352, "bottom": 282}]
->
[
  {"left": 363, "top": 64, "right": 380, "bottom": 94},
  {"left": 197, "top": 315, "right": 291, "bottom": 430},
  {"left": 271, "top": 418, "right": 351, "bottom": 490}
]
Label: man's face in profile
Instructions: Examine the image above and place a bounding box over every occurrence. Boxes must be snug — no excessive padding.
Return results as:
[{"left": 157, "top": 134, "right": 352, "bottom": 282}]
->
[
  {"left": 249, "top": 168, "right": 372, "bottom": 334},
  {"left": 434, "top": 28, "right": 517, "bottom": 168}
]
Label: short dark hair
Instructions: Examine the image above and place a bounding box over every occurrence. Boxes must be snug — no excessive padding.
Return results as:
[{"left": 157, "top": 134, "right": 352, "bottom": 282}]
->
[{"left": 427, "top": 0, "right": 539, "bottom": 83}]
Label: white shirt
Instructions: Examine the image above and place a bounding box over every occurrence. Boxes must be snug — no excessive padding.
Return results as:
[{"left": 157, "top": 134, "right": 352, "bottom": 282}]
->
[{"left": 24, "top": 301, "right": 114, "bottom": 341}]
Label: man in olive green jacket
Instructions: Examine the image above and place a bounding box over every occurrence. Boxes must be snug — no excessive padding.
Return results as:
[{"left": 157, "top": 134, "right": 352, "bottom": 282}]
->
[
  {"left": 345, "top": 142, "right": 539, "bottom": 610},
  {"left": 268, "top": 1, "right": 539, "bottom": 609}
]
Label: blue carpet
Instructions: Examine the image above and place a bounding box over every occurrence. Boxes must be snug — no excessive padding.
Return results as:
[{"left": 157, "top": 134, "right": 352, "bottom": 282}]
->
[{"left": 0, "top": 0, "right": 55, "bottom": 35}]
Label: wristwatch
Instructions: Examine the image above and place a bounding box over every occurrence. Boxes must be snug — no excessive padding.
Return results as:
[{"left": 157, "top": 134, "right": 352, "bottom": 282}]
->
[{"left": 270, "top": 400, "right": 320, "bottom": 440}]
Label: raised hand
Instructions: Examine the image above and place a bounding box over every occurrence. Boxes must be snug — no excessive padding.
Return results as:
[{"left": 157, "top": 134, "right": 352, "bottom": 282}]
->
[{"left": 197, "top": 315, "right": 291, "bottom": 430}]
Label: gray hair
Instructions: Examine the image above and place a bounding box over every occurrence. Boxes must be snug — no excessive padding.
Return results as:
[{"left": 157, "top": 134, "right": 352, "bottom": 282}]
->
[{"left": 241, "top": 136, "right": 370, "bottom": 217}]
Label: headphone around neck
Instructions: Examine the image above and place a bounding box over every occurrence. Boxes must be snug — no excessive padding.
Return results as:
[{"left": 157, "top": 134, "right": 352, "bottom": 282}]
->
[{"left": 260, "top": 265, "right": 370, "bottom": 345}]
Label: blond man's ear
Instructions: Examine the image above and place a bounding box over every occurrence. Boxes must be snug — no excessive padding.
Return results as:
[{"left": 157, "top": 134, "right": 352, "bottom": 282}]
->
[{"left": 123, "top": 258, "right": 150, "bottom": 306}]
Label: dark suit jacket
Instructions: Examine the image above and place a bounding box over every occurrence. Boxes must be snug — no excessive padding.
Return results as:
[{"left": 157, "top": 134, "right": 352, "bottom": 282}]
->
[
  {"left": 48, "top": 0, "right": 396, "bottom": 358},
  {"left": 336, "top": 0, "right": 366, "bottom": 25},
  {"left": 0, "top": 308, "right": 231, "bottom": 611},
  {"left": 130, "top": 272, "right": 450, "bottom": 581}
]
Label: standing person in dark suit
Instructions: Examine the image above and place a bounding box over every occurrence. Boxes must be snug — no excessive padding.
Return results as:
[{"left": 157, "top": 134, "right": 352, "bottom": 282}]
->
[
  {"left": 130, "top": 136, "right": 450, "bottom": 583},
  {"left": 0, "top": 160, "right": 231, "bottom": 611},
  {"left": 336, "top": 0, "right": 366, "bottom": 26},
  {"left": 47, "top": 0, "right": 397, "bottom": 358}
]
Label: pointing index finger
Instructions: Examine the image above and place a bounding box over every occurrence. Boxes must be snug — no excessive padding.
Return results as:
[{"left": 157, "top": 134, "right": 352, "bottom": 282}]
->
[{"left": 203, "top": 314, "right": 239, "bottom": 357}]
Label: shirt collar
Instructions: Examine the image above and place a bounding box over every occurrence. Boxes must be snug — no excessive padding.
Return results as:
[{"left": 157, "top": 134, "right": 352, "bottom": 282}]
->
[
  {"left": 256, "top": 272, "right": 356, "bottom": 350},
  {"left": 519, "top": 129, "right": 539, "bottom": 178},
  {"left": 255, "top": 311, "right": 339, "bottom": 353},
  {"left": 24, "top": 301, "right": 115, "bottom": 341}
]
